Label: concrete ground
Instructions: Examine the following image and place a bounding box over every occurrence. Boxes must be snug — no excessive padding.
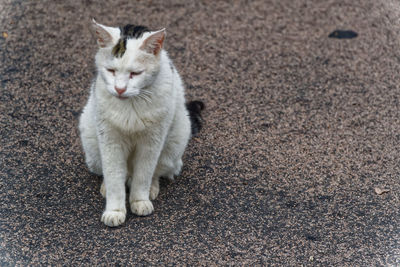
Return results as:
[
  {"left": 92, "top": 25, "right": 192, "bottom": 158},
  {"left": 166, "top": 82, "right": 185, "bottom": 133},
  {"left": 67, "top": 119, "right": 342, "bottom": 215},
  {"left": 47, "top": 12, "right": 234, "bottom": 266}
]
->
[{"left": 0, "top": 0, "right": 399, "bottom": 265}]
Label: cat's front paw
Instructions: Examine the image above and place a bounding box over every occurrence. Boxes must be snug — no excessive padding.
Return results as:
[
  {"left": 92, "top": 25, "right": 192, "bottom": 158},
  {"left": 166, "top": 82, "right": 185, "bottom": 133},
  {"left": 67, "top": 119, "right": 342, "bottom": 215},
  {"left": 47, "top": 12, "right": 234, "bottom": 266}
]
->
[
  {"left": 130, "top": 200, "right": 154, "bottom": 216},
  {"left": 101, "top": 209, "right": 126, "bottom": 227}
]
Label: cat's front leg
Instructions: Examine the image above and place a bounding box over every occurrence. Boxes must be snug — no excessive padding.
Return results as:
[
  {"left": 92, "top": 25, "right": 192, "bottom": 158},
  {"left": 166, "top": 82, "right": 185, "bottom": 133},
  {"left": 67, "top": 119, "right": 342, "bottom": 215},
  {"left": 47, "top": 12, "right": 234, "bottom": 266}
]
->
[
  {"left": 98, "top": 132, "right": 129, "bottom": 227},
  {"left": 129, "top": 133, "right": 164, "bottom": 216}
]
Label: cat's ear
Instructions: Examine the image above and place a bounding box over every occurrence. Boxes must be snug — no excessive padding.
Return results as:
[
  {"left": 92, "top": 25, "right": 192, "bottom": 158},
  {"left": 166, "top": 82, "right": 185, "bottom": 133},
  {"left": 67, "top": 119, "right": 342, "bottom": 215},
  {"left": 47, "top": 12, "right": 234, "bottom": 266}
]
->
[
  {"left": 140, "top": 29, "right": 166, "bottom": 55},
  {"left": 91, "top": 19, "right": 120, "bottom": 48}
]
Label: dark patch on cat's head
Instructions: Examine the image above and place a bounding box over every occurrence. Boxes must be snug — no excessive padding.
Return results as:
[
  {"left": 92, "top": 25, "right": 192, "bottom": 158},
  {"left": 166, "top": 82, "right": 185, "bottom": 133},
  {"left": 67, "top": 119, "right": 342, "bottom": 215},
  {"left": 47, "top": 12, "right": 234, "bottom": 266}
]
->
[
  {"left": 121, "top": 24, "right": 150, "bottom": 39},
  {"left": 112, "top": 24, "right": 151, "bottom": 58},
  {"left": 112, "top": 38, "right": 127, "bottom": 58}
]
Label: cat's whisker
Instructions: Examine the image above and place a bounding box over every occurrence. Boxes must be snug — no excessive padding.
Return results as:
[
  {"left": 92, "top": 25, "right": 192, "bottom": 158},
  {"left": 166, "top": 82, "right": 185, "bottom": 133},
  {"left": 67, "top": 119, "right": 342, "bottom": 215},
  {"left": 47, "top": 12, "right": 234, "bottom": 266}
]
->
[
  {"left": 136, "top": 94, "right": 144, "bottom": 102},
  {"left": 138, "top": 93, "right": 152, "bottom": 104},
  {"left": 137, "top": 90, "right": 153, "bottom": 103},
  {"left": 144, "top": 96, "right": 152, "bottom": 103},
  {"left": 141, "top": 93, "right": 151, "bottom": 99},
  {"left": 141, "top": 90, "right": 153, "bottom": 97}
]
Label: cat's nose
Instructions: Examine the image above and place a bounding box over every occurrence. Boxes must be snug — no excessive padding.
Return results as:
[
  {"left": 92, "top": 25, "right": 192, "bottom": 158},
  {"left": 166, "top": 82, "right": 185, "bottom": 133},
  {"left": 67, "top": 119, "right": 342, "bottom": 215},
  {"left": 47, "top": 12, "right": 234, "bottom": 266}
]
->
[{"left": 115, "top": 87, "right": 127, "bottom": 95}]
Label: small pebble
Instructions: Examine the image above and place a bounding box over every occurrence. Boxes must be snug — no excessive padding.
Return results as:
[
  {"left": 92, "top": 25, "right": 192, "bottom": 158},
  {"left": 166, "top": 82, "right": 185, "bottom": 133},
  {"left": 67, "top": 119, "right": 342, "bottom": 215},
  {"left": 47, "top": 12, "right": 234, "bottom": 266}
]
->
[{"left": 328, "top": 30, "right": 358, "bottom": 39}]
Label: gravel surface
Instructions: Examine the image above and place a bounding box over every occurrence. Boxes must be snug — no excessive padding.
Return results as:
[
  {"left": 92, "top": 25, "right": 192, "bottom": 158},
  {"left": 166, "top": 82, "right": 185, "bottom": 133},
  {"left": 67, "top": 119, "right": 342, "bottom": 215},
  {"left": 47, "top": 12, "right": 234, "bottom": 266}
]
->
[{"left": 0, "top": 0, "right": 399, "bottom": 265}]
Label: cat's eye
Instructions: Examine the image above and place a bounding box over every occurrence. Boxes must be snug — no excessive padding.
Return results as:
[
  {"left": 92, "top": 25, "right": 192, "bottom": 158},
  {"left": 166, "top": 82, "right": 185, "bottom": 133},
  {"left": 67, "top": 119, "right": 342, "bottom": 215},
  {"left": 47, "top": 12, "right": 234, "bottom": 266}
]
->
[
  {"left": 107, "top": 69, "right": 115, "bottom": 75},
  {"left": 129, "top": 71, "right": 142, "bottom": 79}
]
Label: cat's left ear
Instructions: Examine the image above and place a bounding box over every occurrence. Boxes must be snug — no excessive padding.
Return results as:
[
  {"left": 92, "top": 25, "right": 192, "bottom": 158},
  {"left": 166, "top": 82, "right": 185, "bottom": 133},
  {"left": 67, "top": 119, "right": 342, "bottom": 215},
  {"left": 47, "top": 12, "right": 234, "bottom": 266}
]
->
[
  {"left": 91, "top": 19, "right": 120, "bottom": 48},
  {"left": 140, "top": 29, "right": 166, "bottom": 56}
]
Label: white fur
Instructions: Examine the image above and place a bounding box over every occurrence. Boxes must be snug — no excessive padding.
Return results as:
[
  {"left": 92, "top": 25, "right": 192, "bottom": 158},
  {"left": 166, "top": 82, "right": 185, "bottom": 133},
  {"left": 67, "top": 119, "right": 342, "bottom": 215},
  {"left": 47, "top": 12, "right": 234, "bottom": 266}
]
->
[{"left": 79, "top": 22, "right": 191, "bottom": 227}]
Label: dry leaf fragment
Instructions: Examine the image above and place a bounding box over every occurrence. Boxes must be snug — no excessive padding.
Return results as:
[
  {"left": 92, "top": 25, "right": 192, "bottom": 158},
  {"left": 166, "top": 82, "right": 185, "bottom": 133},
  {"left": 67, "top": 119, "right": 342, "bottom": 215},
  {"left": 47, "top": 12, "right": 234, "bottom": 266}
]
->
[
  {"left": 374, "top": 187, "right": 390, "bottom": 195},
  {"left": 2, "top": 32, "right": 8, "bottom": 38}
]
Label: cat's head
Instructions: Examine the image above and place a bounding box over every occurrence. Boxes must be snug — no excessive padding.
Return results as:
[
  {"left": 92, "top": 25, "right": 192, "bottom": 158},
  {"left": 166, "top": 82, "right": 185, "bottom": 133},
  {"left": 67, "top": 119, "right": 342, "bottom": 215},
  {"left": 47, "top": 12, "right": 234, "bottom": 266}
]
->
[{"left": 91, "top": 19, "right": 166, "bottom": 100}]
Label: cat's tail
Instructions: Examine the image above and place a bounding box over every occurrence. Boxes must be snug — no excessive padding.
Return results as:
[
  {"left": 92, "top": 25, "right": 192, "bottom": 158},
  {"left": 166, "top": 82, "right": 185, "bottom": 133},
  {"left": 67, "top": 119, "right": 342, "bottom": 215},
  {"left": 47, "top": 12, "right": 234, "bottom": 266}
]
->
[{"left": 186, "top": 100, "right": 205, "bottom": 136}]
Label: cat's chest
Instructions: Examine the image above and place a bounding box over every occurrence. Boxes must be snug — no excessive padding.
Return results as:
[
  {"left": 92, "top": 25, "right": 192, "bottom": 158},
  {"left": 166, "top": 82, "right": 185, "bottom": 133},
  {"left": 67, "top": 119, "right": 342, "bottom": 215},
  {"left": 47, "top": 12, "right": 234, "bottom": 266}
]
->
[{"left": 98, "top": 98, "right": 166, "bottom": 134}]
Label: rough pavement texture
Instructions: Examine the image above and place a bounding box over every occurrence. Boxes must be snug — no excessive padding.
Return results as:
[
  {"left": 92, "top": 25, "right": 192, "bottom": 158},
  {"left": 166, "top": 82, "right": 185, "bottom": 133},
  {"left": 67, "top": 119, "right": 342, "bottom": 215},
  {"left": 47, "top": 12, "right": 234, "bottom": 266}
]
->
[{"left": 1, "top": 0, "right": 399, "bottom": 265}]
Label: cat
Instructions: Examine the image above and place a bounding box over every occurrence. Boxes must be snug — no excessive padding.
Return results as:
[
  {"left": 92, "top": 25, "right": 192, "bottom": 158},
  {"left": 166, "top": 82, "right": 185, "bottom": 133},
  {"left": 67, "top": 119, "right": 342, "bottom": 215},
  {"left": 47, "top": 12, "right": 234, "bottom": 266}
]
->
[{"left": 79, "top": 19, "right": 204, "bottom": 227}]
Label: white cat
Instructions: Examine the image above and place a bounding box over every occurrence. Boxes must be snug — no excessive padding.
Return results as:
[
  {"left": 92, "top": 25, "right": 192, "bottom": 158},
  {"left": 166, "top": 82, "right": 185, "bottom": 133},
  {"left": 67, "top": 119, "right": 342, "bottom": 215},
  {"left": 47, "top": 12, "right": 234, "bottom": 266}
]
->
[{"left": 79, "top": 20, "right": 204, "bottom": 227}]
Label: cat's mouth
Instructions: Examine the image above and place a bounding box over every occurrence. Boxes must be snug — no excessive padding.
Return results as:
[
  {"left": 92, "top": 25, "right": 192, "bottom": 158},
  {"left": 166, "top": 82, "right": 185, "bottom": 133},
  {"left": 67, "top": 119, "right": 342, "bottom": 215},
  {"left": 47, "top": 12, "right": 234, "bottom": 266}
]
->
[{"left": 117, "top": 96, "right": 129, "bottom": 100}]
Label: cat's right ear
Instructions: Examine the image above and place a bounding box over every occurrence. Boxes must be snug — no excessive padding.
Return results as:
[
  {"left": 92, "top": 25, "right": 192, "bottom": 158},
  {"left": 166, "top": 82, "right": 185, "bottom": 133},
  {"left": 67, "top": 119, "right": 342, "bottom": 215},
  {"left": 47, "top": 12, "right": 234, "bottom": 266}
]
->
[{"left": 91, "top": 19, "right": 120, "bottom": 48}]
